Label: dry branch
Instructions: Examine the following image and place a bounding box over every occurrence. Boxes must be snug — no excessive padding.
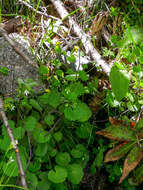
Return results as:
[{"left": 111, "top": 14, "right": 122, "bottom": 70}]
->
[
  {"left": 0, "top": 98, "right": 28, "bottom": 189},
  {"left": 50, "top": 0, "right": 112, "bottom": 76},
  {"left": 18, "top": 0, "right": 58, "bottom": 20}
]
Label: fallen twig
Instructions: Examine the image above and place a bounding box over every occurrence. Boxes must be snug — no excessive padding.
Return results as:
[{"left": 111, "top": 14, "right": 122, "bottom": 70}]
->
[
  {"left": 50, "top": 0, "right": 112, "bottom": 76},
  {"left": 0, "top": 98, "right": 28, "bottom": 189},
  {"left": 102, "top": 27, "right": 113, "bottom": 46},
  {"left": 18, "top": 0, "right": 58, "bottom": 20}
]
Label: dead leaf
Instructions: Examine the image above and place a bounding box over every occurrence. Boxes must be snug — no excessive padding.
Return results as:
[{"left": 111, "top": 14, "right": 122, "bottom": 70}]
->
[
  {"left": 96, "top": 124, "right": 136, "bottom": 142},
  {"left": 109, "top": 117, "right": 123, "bottom": 125},
  {"left": 104, "top": 142, "right": 133, "bottom": 162},
  {"left": 1, "top": 17, "right": 22, "bottom": 35},
  {"left": 119, "top": 148, "right": 143, "bottom": 183},
  {"left": 89, "top": 11, "right": 109, "bottom": 35},
  {"left": 96, "top": 130, "right": 124, "bottom": 141}
]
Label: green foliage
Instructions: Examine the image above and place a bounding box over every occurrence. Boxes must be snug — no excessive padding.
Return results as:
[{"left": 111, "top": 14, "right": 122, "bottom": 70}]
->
[
  {"left": 105, "top": 163, "right": 122, "bottom": 183},
  {"left": 33, "top": 126, "right": 51, "bottom": 143},
  {"left": 0, "top": 54, "right": 94, "bottom": 189},
  {"left": 109, "top": 66, "right": 130, "bottom": 101},
  {"left": 76, "top": 122, "right": 92, "bottom": 139},
  {"left": 127, "top": 145, "right": 140, "bottom": 164},
  {"left": 111, "top": 142, "right": 133, "bottom": 157},
  {"left": 38, "top": 90, "right": 62, "bottom": 108},
  {"left": 0, "top": 67, "right": 9, "bottom": 75},
  {"left": 67, "top": 164, "right": 84, "bottom": 184},
  {"left": 96, "top": 119, "right": 143, "bottom": 183},
  {"left": 24, "top": 116, "right": 37, "bottom": 131},
  {"left": 35, "top": 143, "right": 48, "bottom": 157},
  {"left": 62, "top": 82, "right": 85, "bottom": 101},
  {"left": 2, "top": 149, "right": 27, "bottom": 177},
  {"left": 29, "top": 99, "right": 42, "bottom": 112},
  {"left": 44, "top": 114, "right": 55, "bottom": 126},
  {"left": 64, "top": 102, "right": 92, "bottom": 122},
  {"left": 53, "top": 132, "right": 63, "bottom": 142},
  {"left": 106, "top": 124, "right": 136, "bottom": 141},
  {"left": 55, "top": 152, "right": 71, "bottom": 166},
  {"left": 1, "top": 1, "right": 143, "bottom": 189},
  {"left": 71, "top": 144, "right": 87, "bottom": 159},
  {"left": 48, "top": 166, "right": 68, "bottom": 183}
]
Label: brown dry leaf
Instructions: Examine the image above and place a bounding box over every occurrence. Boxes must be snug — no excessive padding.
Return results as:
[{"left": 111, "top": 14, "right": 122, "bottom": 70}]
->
[
  {"left": 96, "top": 130, "right": 124, "bottom": 141},
  {"left": 89, "top": 11, "right": 109, "bottom": 35},
  {"left": 119, "top": 149, "right": 143, "bottom": 184},
  {"left": 117, "top": 14, "right": 122, "bottom": 33},
  {"left": 104, "top": 142, "right": 129, "bottom": 162},
  {"left": 109, "top": 117, "right": 123, "bottom": 125},
  {"left": 1, "top": 17, "right": 22, "bottom": 35},
  {"left": 113, "top": 16, "right": 118, "bottom": 35}
]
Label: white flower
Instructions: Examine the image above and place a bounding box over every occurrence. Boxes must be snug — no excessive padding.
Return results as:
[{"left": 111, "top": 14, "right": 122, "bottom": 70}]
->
[
  {"left": 8, "top": 156, "right": 14, "bottom": 163},
  {"left": 24, "top": 90, "right": 29, "bottom": 96},
  {"left": 15, "top": 140, "right": 18, "bottom": 145},
  {"left": 11, "top": 106, "right": 15, "bottom": 111}
]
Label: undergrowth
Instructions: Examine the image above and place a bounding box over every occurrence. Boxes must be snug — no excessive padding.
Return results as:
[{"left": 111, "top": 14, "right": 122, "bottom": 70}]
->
[{"left": 0, "top": 0, "right": 143, "bottom": 189}]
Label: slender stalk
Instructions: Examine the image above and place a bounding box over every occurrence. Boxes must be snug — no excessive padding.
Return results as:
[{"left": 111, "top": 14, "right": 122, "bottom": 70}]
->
[{"left": 0, "top": 98, "right": 28, "bottom": 189}]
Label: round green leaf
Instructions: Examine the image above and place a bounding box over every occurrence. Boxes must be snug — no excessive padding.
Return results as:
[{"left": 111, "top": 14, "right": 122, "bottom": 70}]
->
[
  {"left": 76, "top": 123, "right": 92, "bottom": 139},
  {"left": 34, "top": 125, "right": 51, "bottom": 143},
  {"left": 48, "top": 166, "right": 67, "bottom": 183},
  {"left": 53, "top": 132, "right": 63, "bottom": 142},
  {"left": 38, "top": 91, "right": 61, "bottom": 108},
  {"left": 67, "top": 164, "right": 84, "bottom": 184},
  {"left": 71, "top": 144, "right": 86, "bottom": 158},
  {"left": 35, "top": 143, "right": 48, "bottom": 157},
  {"left": 64, "top": 102, "right": 92, "bottom": 122},
  {"left": 47, "top": 91, "right": 62, "bottom": 108},
  {"left": 55, "top": 152, "right": 71, "bottom": 166},
  {"left": 44, "top": 115, "right": 54, "bottom": 126},
  {"left": 37, "top": 180, "right": 51, "bottom": 190},
  {"left": 24, "top": 116, "right": 37, "bottom": 131},
  {"left": 49, "top": 148, "right": 57, "bottom": 157}
]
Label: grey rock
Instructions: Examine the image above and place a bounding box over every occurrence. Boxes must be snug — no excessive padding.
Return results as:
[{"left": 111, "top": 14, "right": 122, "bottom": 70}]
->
[{"left": 0, "top": 33, "right": 43, "bottom": 96}]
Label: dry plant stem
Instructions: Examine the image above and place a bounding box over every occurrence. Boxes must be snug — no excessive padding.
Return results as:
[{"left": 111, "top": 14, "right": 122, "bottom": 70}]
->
[
  {"left": 50, "top": 0, "right": 111, "bottom": 76},
  {"left": 18, "top": 0, "right": 58, "bottom": 20},
  {"left": 136, "top": 106, "right": 143, "bottom": 123},
  {"left": 102, "top": 27, "right": 113, "bottom": 46},
  {"left": 0, "top": 25, "right": 36, "bottom": 68},
  {"left": 70, "top": 2, "right": 113, "bottom": 49},
  {"left": 0, "top": 98, "right": 28, "bottom": 189}
]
